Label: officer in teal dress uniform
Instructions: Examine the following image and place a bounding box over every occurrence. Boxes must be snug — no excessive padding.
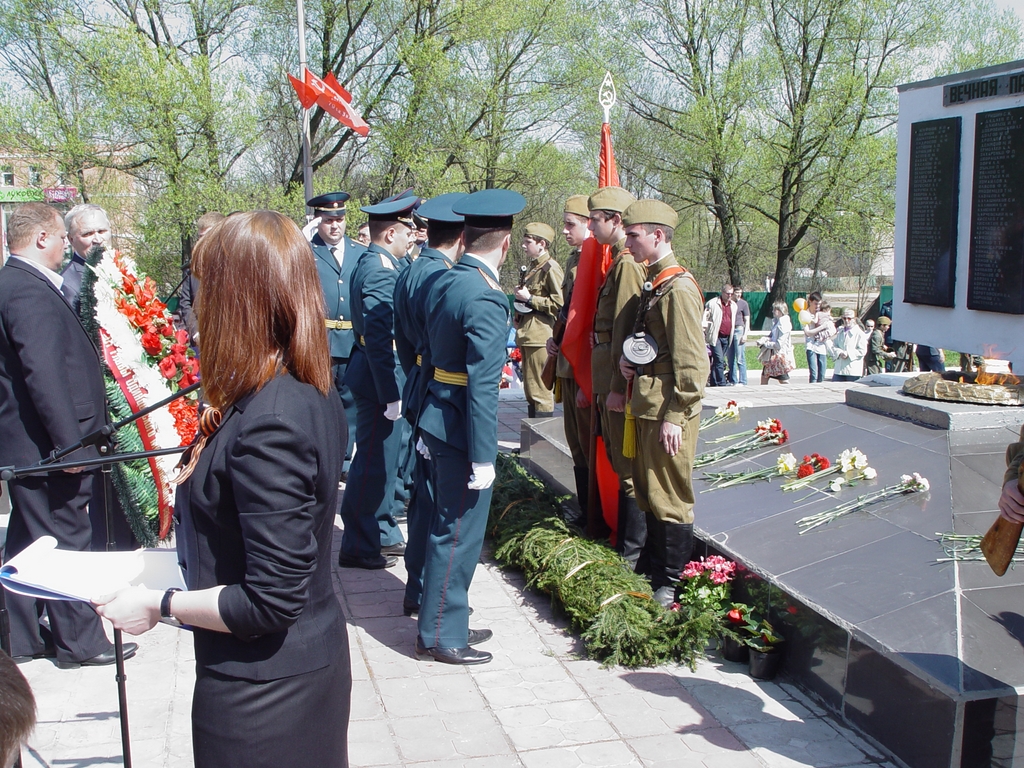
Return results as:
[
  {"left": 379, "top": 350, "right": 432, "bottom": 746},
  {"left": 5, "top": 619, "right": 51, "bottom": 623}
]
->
[
  {"left": 414, "top": 189, "right": 525, "bottom": 665},
  {"left": 337, "top": 193, "right": 416, "bottom": 569},
  {"left": 393, "top": 193, "right": 466, "bottom": 616},
  {"left": 307, "top": 191, "right": 363, "bottom": 470}
]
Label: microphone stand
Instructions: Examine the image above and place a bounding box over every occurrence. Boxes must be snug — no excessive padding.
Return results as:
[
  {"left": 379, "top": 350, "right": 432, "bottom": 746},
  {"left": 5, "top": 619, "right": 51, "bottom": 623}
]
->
[{"left": 0, "top": 381, "right": 198, "bottom": 768}]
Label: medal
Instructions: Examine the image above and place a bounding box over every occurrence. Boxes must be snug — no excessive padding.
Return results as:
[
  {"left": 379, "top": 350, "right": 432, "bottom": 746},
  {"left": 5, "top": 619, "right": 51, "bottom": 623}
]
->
[{"left": 623, "top": 332, "right": 658, "bottom": 365}]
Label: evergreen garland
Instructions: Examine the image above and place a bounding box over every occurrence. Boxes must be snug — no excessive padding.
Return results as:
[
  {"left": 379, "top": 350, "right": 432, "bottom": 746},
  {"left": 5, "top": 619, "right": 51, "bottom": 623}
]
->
[{"left": 488, "top": 454, "right": 722, "bottom": 669}]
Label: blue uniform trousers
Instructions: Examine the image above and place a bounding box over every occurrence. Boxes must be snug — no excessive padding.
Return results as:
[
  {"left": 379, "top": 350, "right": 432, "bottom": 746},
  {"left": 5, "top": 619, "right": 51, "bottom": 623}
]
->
[
  {"left": 391, "top": 416, "right": 414, "bottom": 519},
  {"left": 417, "top": 433, "right": 491, "bottom": 648},
  {"left": 332, "top": 357, "right": 356, "bottom": 470},
  {"left": 403, "top": 447, "right": 435, "bottom": 607},
  {"left": 338, "top": 393, "right": 404, "bottom": 560}
]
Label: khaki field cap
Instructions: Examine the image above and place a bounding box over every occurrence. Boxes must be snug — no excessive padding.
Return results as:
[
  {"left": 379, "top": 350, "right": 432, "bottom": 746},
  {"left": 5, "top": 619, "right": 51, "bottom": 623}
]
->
[
  {"left": 524, "top": 222, "right": 556, "bottom": 245},
  {"left": 621, "top": 199, "right": 679, "bottom": 230},
  {"left": 588, "top": 187, "right": 636, "bottom": 214},
  {"left": 877, "top": 316, "right": 891, "bottom": 327},
  {"left": 564, "top": 195, "right": 590, "bottom": 218}
]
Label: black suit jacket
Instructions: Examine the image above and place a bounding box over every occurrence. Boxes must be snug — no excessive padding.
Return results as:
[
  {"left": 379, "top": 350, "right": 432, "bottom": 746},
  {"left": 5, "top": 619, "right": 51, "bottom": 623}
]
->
[
  {"left": 59, "top": 252, "right": 87, "bottom": 315},
  {"left": 178, "top": 270, "right": 201, "bottom": 343},
  {"left": 175, "top": 373, "right": 347, "bottom": 681},
  {"left": 0, "top": 258, "right": 107, "bottom": 466}
]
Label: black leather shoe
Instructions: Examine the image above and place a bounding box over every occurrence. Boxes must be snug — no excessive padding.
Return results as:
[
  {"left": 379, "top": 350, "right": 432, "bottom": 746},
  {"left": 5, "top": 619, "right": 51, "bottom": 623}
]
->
[
  {"left": 381, "top": 542, "right": 406, "bottom": 556},
  {"left": 337, "top": 553, "right": 398, "bottom": 570},
  {"left": 57, "top": 643, "right": 138, "bottom": 669},
  {"left": 12, "top": 649, "right": 55, "bottom": 664},
  {"left": 403, "top": 598, "right": 419, "bottom": 616},
  {"left": 414, "top": 636, "right": 491, "bottom": 665},
  {"left": 468, "top": 628, "right": 492, "bottom": 646}
]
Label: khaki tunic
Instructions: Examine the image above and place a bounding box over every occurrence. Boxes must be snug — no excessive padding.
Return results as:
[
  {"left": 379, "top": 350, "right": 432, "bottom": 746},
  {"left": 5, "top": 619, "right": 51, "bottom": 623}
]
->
[
  {"left": 592, "top": 239, "right": 645, "bottom": 493},
  {"left": 629, "top": 254, "right": 709, "bottom": 523},
  {"left": 516, "top": 254, "right": 564, "bottom": 412},
  {"left": 515, "top": 254, "right": 563, "bottom": 347},
  {"left": 556, "top": 248, "right": 580, "bottom": 379}
]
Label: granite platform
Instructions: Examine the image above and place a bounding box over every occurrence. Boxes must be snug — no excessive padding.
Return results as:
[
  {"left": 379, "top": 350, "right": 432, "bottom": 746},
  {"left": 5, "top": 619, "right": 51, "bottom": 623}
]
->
[{"left": 520, "top": 383, "right": 1024, "bottom": 768}]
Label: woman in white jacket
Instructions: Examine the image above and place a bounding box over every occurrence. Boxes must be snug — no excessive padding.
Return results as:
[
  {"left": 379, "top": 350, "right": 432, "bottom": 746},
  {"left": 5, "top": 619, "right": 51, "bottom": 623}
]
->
[{"left": 758, "top": 301, "right": 795, "bottom": 385}]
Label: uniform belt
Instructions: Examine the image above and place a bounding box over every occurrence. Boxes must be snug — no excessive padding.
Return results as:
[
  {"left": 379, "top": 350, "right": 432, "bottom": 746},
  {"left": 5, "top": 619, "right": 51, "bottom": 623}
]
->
[
  {"left": 434, "top": 368, "right": 468, "bottom": 386},
  {"left": 325, "top": 319, "right": 352, "bottom": 330},
  {"left": 416, "top": 354, "right": 422, "bottom": 367},
  {"left": 593, "top": 331, "right": 612, "bottom": 345},
  {"left": 636, "top": 362, "right": 674, "bottom": 376}
]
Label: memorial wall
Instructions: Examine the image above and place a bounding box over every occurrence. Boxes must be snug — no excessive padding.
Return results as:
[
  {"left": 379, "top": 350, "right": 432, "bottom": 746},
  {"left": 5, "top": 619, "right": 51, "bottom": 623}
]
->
[{"left": 894, "top": 60, "right": 1024, "bottom": 370}]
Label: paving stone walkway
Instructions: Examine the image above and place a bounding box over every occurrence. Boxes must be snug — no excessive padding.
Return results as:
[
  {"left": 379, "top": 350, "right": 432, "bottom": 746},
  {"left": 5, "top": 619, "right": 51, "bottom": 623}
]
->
[{"left": 9, "top": 382, "right": 903, "bottom": 767}]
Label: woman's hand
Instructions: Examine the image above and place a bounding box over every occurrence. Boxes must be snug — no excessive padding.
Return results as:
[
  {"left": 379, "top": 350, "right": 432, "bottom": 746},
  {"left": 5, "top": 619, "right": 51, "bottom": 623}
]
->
[{"left": 93, "top": 586, "right": 162, "bottom": 636}]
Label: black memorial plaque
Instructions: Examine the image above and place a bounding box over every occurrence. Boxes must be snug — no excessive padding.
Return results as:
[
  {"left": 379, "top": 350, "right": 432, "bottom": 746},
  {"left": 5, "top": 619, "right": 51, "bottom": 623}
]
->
[
  {"left": 968, "top": 107, "right": 1024, "bottom": 314},
  {"left": 905, "top": 118, "right": 961, "bottom": 307}
]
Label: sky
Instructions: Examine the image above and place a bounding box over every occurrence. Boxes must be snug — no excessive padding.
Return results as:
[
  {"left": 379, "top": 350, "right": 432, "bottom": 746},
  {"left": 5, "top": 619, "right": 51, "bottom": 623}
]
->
[{"left": 996, "top": 0, "right": 1024, "bottom": 20}]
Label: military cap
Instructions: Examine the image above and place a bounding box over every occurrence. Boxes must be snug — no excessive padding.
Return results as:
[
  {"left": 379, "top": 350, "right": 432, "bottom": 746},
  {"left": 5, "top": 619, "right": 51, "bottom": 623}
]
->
[
  {"left": 621, "top": 199, "right": 678, "bottom": 230},
  {"left": 307, "top": 191, "right": 350, "bottom": 214},
  {"left": 417, "top": 193, "right": 468, "bottom": 224},
  {"left": 588, "top": 187, "right": 636, "bottom": 214},
  {"left": 877, "top": 316, "right": 891, "bottom": 327},
  {"left": 361, "top": 193, "right": 419, "bottom": 225},
  {"left": 452, "top": 189, "right": 527, "bottom": 228},
  {"left": 524, "top": 222, "right": 555, "bottom": 245},
  {"left": 564, "top": 195, "right": 590, "bottom": 218}
]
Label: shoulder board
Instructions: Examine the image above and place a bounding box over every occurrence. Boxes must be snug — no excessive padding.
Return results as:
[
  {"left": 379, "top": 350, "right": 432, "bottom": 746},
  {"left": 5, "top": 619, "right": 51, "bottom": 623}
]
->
[
  {"left": 475, "top": 267, "right": 502, "bottom": 291},
  {"left": 379, "top": 252, "right": 396, "bottom": 270},
  {"left": 541, "top": 260, "right": 553, "bottom": 272}
]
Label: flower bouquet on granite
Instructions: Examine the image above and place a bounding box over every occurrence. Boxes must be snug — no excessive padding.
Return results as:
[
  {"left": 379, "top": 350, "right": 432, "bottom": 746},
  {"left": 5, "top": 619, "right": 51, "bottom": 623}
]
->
[
  {"left": 694, "top": 419, "right": 789, "bottom": 468},
  {"left": 780, "top": 448, "right": 875, "bottom": 492},
  {"left": 936, "top": 532, "right": 1024, "bottom": 565},
  {"left": 699, "top": 400, "right": 740, "bottom": 432},
  {"left": 796, "top": 473, "right": 930, "bottom": 534},
  {"left": 704, "top": 417, "right": 781, "bottom": 444},
  {"left": 701, "top": 452, "right": 797, "bottom": 492}
]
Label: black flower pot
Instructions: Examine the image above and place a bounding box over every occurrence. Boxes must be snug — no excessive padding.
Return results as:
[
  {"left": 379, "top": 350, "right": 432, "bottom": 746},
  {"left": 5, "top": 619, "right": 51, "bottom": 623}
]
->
[
  {"left": 721, "top": 635, "right": 749, "bottom": 663},
  {"left": 748, "top": 646, "right": 783, "bottom": 680}
]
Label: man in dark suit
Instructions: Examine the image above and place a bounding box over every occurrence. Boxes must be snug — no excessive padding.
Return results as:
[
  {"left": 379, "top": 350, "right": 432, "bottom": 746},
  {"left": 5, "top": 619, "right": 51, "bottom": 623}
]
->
[
  {"left": 337, "top": 193, "right": 416, "bottom": 570},
  {"left": 414, "top": 189, "right": 525, "bottom": 665},
  {"left": 306, "top": 192, "right": 363, "bottom": 470},
  {"left": 0, "top": 203, "right": 136, "bottom": 668},
  {"left": 60, "top": 203, "right": 112, "bottom": 314},
  {"left": 177, "top": 211, "right": 225, "bottom": 347},
  {"left": 393, "top": 193, "right": 465, "bottom": 616}
]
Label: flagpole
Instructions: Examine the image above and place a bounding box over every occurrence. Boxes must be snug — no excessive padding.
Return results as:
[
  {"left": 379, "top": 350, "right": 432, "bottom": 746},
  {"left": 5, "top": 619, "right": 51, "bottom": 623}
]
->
[{"left": 296, "top": 0, "right": 314, "bottom": 211}]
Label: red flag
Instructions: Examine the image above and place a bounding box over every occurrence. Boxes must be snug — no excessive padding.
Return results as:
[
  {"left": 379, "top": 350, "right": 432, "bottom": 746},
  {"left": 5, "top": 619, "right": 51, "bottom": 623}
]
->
[
  {"left": 288, "top": 68, "right": 370, "bottom": 137},
  {"left": 561, "top": 120, "right": 622, "bottom": 536}
]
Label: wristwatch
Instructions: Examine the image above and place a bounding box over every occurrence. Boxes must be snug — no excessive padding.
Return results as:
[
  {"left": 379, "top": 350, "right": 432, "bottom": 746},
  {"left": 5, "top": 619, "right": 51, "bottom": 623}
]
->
[{"left": 160, "top": 588, "right": 182, "bottom": 626}]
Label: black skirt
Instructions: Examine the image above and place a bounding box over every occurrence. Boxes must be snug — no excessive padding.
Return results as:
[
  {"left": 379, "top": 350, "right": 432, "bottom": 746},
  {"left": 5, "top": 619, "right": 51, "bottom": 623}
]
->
[{"left": 191, "top": 633, "right": 351, "bottom": 768}]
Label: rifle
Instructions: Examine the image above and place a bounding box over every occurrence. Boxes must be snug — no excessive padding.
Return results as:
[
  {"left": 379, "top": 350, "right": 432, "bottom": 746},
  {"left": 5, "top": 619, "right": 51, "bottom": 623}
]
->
[
  {"left": 513, "top": 264, "right": 532, "bottom": 315},
  {"left": 540, "top": 312, "right": 566, "bottom": 391},
  {"left": 980, "top": 461, "right": 1024, "bottom": 576}
]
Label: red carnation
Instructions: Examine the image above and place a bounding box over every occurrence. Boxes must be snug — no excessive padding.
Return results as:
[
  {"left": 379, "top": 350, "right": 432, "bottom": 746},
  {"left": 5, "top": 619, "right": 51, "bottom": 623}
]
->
[
  {"left": 797, "top": 464, "right": 814, "bottom": 478},
  {"left": 160, "top": 324, "right": 174, "bottom": 337},
  {"left": 159, "top": 356, "right": 178, "bottom": 379},
  {"left": 176, "top": 329, "right": 190, "bottom": 345},
  {"left": 803, "top": 455, "right": 811, "bottom": 463},
  {"left": 818, "top": 457, "right": 831, "bottom": 470}
]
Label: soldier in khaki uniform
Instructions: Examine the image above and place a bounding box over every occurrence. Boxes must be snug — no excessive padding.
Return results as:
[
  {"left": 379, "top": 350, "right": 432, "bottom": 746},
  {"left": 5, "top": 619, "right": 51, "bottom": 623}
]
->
[
  {"left": 619, "top": 200, "right": 709, "bottom": 606},
  {"left": 546, "top": 196, "right": 593, "bottom": 523},
  {"left": 588, "top": 186, "right": 646, "bottom": 567},
  {"left": 514, "top": 223, "right": 564, "bottom": 417}
]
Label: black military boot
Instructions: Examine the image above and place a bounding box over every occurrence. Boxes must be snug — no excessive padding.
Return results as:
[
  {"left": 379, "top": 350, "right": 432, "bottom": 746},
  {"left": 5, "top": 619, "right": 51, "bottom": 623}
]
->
[
  {"left": 528, "top": 403, "right": 537, "bottom": 418},
  {"left": 653, "top": 521, "right": 694, "bottom": 607},
  {"left": 563, "top": 466, "right": 588, "bottom": 529},
  {"left": 535, "top": 411, "right": 554, "bottom": 418},
  {"left": 619, "top": 494, "right": 648, "bottom": 570},
  {"left": 644, "top": 511, "right": 665, "bottom": 593}
]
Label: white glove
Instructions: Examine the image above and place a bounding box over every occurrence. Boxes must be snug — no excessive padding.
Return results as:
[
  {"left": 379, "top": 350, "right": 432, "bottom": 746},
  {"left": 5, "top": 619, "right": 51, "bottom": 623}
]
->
[
  {"left": 384, "top": 400, "right": 402, "bottom": 421},
  {"left": 416, "top": 437, "right": 431, "bottom": 460},
  {"left": 468, "top": 462, "right": 495, "bottom": 490},
  {"left": 302, "top": 216, "right": 321, "bottom": 241}
]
